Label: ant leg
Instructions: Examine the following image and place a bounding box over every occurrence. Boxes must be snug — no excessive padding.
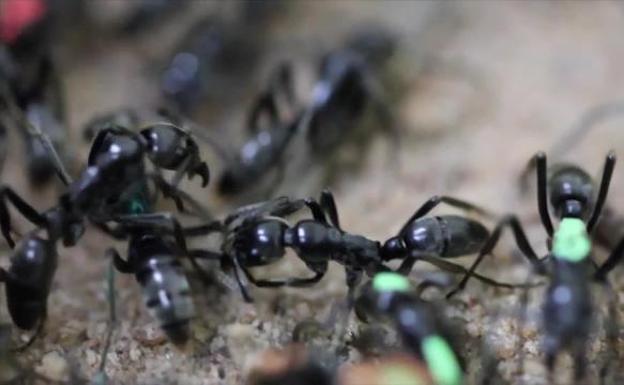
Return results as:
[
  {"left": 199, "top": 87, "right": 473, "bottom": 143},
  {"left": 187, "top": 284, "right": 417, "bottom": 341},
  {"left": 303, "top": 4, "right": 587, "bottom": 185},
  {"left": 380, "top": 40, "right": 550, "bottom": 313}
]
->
[
  {"left": 598, "top": 281, "right": 619, "bottom": 384},
  {"left": 446, "top": 215, "right": 545, "bottom": 298},
  {"left": 0, "top": 187, "right": 47, "bottom": 247},
  {"left": 93, "top": 260, "right": 117, "bottom": 384},
  {"left": 304, "top": 199, "right": 329, "bottom": 224},
  {"left": 107, "top": 248, "right": 134, "bottom": 274},
  {"left": 345, "top": 268, "right": 363, "bottom": 309},
  {"left": 149, "top": 173, "right": 212, "bottom": 219},
  {"left": 319, "top": 189, "right": 341, "bottom": 229},
  {"left": 413, "top": 272, "right": 454, "bottom": 298},
  {"left": 572, "top": 344, "right": 588, "bottom": 384},
  {"left": 594, "top": 233, "right": 624, "bottom": 281},
  {"left": 229, "top": 255, "right": 253, "bottom": 302},
  {"left": 587, "top": 151, "right": 616, "bottom": 233},
  {"left": 181, "top": 221, "right": 223, "bottom": 237},
  {"left": 535, "top": 152, "right": 554, "bottom": 237},
  {"left": 224, "top": 197, "right": 305, "bottom": 226},
  {"left": 398, "top": 195, "right": 496, "bottom": 235},
  {"left": 247, "top": 91, "right": 279, "bottom": 134},
  {"left": 415, "top": 253, "right": 537, "bottom": 290}
]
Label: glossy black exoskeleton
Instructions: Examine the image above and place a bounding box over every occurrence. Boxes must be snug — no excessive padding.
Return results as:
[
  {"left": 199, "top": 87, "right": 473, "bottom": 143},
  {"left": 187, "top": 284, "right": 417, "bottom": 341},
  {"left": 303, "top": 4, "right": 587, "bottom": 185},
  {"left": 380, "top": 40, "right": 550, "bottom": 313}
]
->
[
  {"left": 0, "top": 123, "right": 209, "bottom": 345},
  {"left": 161, "top": 14, "right": 267, "bottom": 115},
  {"left": 379, "top": 195, "right": 522, "bottom": 290},
  {"left": 217, "top": 63, "right": 301, "bottom": 195},
  {"left": 303, "top": 26, "right": 397, "bottom": 155},
  {"left": 450, "top": 152, "right": 623, "bottom": 380},
  {"left": 190, "top": 190, "right": 386, "bottom": 303},
  {"left": 101, "top": 185, "right": 198, "bottom": 346}
]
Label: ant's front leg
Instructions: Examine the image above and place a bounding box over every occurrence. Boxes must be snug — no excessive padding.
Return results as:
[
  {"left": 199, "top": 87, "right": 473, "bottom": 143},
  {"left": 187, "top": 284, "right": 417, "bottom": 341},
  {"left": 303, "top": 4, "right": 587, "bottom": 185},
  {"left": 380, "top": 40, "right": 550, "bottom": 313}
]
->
[
  {"left": 148, "top": 173, "right": 212, "bottom": 219},
  {"left": 0, "top": 187, "right": 47, "bottom": 247}
]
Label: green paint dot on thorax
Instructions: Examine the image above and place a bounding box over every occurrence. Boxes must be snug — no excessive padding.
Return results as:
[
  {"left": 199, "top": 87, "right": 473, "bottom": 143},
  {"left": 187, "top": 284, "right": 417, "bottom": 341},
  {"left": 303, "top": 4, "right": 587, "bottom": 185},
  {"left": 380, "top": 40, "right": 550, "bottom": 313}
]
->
[
  {"left": 421, "top": 335, "right": 463, "bottom": 385},
  {"left": 373, "top": 272, "right": 411, "bottom": 293},
  {"left": 552, "top": 217, "right": 591, "bottom": 262}
]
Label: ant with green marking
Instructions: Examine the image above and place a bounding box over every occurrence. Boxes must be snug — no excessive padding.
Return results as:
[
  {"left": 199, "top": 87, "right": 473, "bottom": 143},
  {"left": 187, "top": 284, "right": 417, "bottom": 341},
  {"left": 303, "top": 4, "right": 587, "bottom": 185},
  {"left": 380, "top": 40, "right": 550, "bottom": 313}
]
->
[
  {"left": 447, "top": 151, "right": 621, "bottom": 382},
  {"left": 355, "top": 272, "right": 465, "bottom": 385}
]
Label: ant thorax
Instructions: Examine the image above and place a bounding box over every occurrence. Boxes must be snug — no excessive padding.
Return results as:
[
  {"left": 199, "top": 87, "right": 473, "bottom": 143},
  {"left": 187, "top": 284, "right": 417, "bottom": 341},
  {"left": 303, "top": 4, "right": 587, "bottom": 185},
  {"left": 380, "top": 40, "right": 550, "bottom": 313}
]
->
[{"left": 552, "top": 218, "right": 591, "bottom": 263}]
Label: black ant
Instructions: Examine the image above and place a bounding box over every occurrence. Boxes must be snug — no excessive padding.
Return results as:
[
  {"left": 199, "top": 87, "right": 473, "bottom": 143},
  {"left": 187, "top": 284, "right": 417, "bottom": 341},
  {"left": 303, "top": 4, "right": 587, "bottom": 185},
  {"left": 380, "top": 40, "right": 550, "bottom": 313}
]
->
[
  {"left": 355, "top": 272, "right": 464, "bottom": 385},
  {"left": 302, "top": 26, "right": 398, "bottom": 158},
  {"left": 0, "top": 121, "right": 209, "bottom": 346},
  {"left": 215, "top": 26, "right": 399, "bottom": 198},
  {"left": 448, "top": 152, "right": 621, "bottom": 381},
  {"left": 0, "top": 2, "right": 69, "bottom": 188},
  {"left": 217, "top": 62, "right": 301, "bottom": 196},
  {"left": 188, "top": 190, "right": 387, "bottom": 304},
  {"left": 189, "top": 190, "right": 516, "bottom": 304}
]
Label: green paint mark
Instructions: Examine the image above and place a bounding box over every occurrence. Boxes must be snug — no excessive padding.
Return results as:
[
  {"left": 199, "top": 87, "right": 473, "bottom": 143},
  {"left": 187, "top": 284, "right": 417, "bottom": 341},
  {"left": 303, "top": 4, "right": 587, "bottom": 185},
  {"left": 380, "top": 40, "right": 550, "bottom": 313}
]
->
[
  {"left": 552, "top": 217, "right": 591, "bottom": 262},
  {"left": 129, "top": 198, "right": 146, "bottom": 215},
  {"left": 422, "top": 335, "right": 462, "bottom": 385},
  {"left": 373, "top": 272, "right": 411, "bottom": 293},
  {"left": 381, "top": 364, "right": 426, "bottom": 385}
]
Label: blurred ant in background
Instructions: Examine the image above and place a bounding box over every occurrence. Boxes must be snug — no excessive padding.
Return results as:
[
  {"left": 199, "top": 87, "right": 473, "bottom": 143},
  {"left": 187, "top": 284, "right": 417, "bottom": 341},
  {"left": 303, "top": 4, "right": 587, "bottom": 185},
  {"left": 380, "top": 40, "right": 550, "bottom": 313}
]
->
[
  {"left": 216, "top": 25, "right": 400, "bottom": 200},
  {"left": 0, "top": 0, "right": 70, "bottom": 188}
]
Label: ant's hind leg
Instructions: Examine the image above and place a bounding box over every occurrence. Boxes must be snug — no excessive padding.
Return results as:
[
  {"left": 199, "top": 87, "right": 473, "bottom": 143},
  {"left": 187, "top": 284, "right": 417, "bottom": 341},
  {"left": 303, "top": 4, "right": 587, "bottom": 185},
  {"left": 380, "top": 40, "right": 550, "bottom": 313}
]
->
[
  {"left": 446, "top": 215, "right": 544, "bottom": 298},
  {"left": 398, "top": 195, "right": 496, "bottom": 235}
]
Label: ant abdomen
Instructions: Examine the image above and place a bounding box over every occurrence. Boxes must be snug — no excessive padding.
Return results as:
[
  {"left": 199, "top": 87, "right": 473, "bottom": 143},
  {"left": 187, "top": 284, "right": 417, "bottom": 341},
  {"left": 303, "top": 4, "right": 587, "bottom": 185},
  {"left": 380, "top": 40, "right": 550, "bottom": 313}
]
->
[
  {"left": 132, "top": 237, "right": 195, "bottom": 346},
  {"left": 402, "top": 215, "right": 489, "bottom": 258},
  {"left": 548, "top": 165, "right": 594, "bottom": 219},
  {"left": 5, "top": 235, "right": 57, "bottom": 330},
  {"left": 441, "top": 216, "right": 490, "bottom": 257},
  {"left": 285, "top": 220, "right": 342, "bottom": 262}
]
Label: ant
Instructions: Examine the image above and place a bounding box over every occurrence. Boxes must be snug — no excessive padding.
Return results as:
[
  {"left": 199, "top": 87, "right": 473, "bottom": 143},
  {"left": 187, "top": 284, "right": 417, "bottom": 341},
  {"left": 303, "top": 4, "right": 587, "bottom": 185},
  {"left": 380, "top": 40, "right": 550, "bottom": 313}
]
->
[
  {"left": 217, "top": 62, "right": 302, "bottom": 196},
  {"left": 189, "top": 190, "right": 387, "bottom": 304},
  {"left": 216, "top": 26, "right": 399, "bottom": 198},
  {"left": 190, "top": 190, "right": 516, "bottom": 304},
  {"left": 0, "top": 120, "right": 209, "bottom": 346},
  {"left": 302, "top": 26, "right": 398, "bottom": 158},
  {"left": 355, "top": 272, "right": 464, "bottom": 385},
  {"left": 0, "top": 0, "right": 69, "bottom": 188},
  {"left": 447, "top": 151, "right": 621, "bottom": 381}
]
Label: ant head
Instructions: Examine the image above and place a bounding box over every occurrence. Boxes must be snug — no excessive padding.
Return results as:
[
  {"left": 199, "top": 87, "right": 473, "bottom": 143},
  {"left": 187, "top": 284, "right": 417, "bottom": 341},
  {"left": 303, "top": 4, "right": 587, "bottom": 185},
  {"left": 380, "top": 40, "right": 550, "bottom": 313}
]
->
[
  {"left": 140, "top": 123, "right": 194, "bottom": 170},
  {"left": 548, "top": 165, "right": 594, "bottom": 220},
  {"left": 381, "top": 236, "right": 405, "bottom": 261}
]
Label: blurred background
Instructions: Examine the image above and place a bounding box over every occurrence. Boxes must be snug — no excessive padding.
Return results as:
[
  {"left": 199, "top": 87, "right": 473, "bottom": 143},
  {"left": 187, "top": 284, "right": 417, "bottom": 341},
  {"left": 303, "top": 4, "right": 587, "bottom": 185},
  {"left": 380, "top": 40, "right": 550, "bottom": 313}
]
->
[{"left": 2, "top": 1, "right": 624, "bottom": 384}]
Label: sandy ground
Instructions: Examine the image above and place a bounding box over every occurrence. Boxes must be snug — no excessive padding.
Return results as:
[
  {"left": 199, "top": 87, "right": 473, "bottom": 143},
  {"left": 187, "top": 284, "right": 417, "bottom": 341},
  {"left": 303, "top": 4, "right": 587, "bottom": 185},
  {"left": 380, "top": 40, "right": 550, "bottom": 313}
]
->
[{"left": 3, "top": 1, "right": 624, "bottom": 384}]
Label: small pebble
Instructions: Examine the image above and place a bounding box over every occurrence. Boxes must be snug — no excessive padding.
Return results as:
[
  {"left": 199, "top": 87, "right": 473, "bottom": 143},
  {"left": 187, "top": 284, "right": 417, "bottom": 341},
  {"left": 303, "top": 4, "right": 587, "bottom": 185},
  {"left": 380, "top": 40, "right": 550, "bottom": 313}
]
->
[{"left": 36, "top": 351, "right": 69, "bottom": 381}]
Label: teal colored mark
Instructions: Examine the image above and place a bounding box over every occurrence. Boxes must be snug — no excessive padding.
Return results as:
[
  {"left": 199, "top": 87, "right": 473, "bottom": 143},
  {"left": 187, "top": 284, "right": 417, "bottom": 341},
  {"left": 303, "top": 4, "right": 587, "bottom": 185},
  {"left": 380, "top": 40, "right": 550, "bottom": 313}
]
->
[
  {"left": 422, "top": 335, "right": 463, "bottom": 385},
  {"left": 129, "top": 198, "right": 146, "bottom": 215},
  {"left": 381, "top": 364, "right": 426, "bottom": 385},
  {"left": 552, "top": 217, "right": 591, "bottom": 262},
  {"left": 373, "top": 272, "right": 411, "bottom": 293},
  {"left": 127, "top": 183, "right": 152, "bottom": 215}
]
